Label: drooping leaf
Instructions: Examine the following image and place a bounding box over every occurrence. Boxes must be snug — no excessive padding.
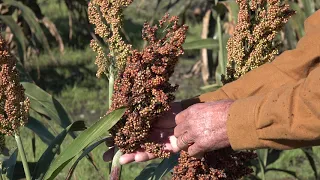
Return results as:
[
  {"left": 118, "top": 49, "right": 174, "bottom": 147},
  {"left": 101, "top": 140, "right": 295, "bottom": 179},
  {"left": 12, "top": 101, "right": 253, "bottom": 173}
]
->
[
  {"left": 66, "top": 137, "right": 111, "bottom": 180},
  {"left": 1, "top": 149, "right": 18, "bottom": 180},
  {"left": 26, "top": 116, "right": 56, "bottom": 146},
  {"left": 3, "top": 0, "right": 57, "bottom": 63},
  {"left": 44, "top": 108, "right": 126, "bottom": 180},
  {"left": 32, "top": 121, "right": 86, "bottom": 180},
  {"left": 151, "top": 153, "right": 179, "bottom": 180},
  {"left": 21, "top": 82, "right": 72, "bottom": 130},
  {"left": 135, "top": 164, "right": 158, "bottom": 180},
  {"left": 40, "top": 17, "right": 64, "bottom": 53},
  {"left": 0, "top": 15, "right": 26, "bottom": 63},
  {"left": 183, "top": 39, "right": 219, "bottom": 50}
]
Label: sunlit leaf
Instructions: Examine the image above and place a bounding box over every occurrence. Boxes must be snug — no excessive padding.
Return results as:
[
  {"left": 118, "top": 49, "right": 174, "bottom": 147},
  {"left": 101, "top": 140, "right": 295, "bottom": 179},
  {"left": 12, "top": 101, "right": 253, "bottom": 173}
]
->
[
  {"left": 32, "top": 121, "right": 86, "bottom": 180},
  {"left": 44, "top": 108, "right": 126, "bottom": 180},
  {"left": 22, "top": 82, "right": 73, "bottom": 130},
  {"left": 66, "top": 137, "right": 111, "bottom": 180}
]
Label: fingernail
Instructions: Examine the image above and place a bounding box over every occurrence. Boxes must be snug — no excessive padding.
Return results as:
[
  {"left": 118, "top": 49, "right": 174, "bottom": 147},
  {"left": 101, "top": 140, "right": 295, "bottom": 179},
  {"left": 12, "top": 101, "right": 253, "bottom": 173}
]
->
[
  {"left": 169, "top": 136, "right": 180, "bottom": 152},
  {"left": 119, "top": 156, "right": 125, "bottom": 165}
]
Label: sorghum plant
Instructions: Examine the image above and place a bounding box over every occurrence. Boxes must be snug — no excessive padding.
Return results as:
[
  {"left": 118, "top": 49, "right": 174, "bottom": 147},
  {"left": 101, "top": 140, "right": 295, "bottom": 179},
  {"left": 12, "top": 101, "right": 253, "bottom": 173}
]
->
[
  {"left": 0, "top": 35, "right": 30, "bottom": 136},
  {"left": 0, "top": 34, "right": 30, "bottom": 179},
  {"left": 88, "top": 0, "right": 133, "bottom": 77},
  {"left": 172, "top": 0, "right": 294, "bottom": 179},
  {"left": 223, "top": 0, "right": 295, "bottom": 84},
  {"left": 109, "top": 14, "right": 188, "bottom": 158}
]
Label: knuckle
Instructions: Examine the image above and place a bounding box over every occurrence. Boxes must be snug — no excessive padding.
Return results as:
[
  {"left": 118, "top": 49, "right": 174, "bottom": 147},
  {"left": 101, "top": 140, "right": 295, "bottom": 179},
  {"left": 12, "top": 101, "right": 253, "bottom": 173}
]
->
[{"left": 175, "top": 113, "right": 184, "bottom": 123}]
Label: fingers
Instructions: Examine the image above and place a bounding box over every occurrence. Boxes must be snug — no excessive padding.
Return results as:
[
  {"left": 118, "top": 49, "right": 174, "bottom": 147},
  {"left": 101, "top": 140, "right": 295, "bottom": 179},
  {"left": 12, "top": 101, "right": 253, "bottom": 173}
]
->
[
  {"left": 175, "top": 109, "right": 189, "bottom": 125},
  {"left": 188, "top": 143, "right": 205, "bottom": 159},
  {"left": 174, "top": 122, "right": 188, "bottom": 137},
  {"left": 119, "top": 150, "right": 157, "bottom": 165},
  {"left": 134, "top": 151, "right": 156, "bottom": 162},
  {"left": 170, "top": 136, "right": 180, "bottom": 152},
  {"left": 119, "top": 153, "right": 135, "bottom": 165},
  {"left": 177, "top": 132, "right": 194, "bottom": 150}
]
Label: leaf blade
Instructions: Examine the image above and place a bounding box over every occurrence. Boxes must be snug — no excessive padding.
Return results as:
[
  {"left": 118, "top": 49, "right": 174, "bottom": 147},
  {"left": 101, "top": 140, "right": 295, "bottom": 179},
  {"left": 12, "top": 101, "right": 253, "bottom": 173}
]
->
[{"left": 44, "top": 108, "right": 126, "bottom": 180}]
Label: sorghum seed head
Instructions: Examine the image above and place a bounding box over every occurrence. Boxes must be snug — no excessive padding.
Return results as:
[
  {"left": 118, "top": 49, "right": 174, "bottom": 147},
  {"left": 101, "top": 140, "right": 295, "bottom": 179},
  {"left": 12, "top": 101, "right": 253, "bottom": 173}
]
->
[
  {"left": 88, "top": 0, "right": 133, "bottom": 77},
  {"left": 0, "top": 35, "right": 30, "bottom": 136},
  {"left": 109, "top": 14, "right": 188, "bottom": 158}
]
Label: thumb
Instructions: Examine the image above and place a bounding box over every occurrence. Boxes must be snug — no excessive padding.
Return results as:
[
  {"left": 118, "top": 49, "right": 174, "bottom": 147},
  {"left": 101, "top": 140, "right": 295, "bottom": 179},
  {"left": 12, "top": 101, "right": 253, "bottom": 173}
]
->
[{"left": 169, "top": 136, "right": 181, "bottom": 153}]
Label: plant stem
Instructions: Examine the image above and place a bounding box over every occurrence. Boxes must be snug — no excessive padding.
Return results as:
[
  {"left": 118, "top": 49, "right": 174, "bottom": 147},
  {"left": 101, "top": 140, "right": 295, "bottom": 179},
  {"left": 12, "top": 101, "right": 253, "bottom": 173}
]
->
[
  {"left": 108, "top": 66, "right": 122, "bottom": 179},
  {"left": 15, "top": 133, "right": 31, "bottom": 180},
  {"left": 108, "top": 72, "right": 114, "bottom": 108}
]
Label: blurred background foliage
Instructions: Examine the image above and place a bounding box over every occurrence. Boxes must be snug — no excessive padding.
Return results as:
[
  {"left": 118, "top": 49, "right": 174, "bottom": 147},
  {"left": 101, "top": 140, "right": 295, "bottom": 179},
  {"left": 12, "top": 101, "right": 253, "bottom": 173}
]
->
[{"left": 0, "top": 0, "right": 320, "bottom": 179}]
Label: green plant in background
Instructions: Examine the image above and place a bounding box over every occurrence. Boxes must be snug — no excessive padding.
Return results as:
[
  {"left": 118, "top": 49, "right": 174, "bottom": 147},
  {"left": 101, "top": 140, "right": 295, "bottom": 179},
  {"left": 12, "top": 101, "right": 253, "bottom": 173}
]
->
[
  {"left": 0, "top": 24, "right": 125, "bottom": 180},
  {"left": 0, "top": 0, "right": 319, "bottom": 179},
  {"left": 0, "top": 0, "right": 61, "bottom": 64},
  {"left": 0, "top": 34, "right": 30, "bottom": 179}
]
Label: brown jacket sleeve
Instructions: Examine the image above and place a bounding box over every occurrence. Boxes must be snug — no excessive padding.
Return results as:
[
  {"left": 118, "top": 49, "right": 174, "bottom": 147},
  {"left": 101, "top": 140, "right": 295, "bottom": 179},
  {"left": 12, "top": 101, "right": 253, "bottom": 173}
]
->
[{"left": 181, "top": 10, "right": 320, "bottom": 150}]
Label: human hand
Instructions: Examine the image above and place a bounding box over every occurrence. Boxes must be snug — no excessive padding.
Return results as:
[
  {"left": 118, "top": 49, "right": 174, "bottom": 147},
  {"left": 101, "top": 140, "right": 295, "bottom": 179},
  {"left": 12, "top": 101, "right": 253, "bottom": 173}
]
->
[
  {"left": 174, "top": 100, "right": 234, "bottom": 158},
  {"left": 103, "top": 102, "right": 183, "bottom": 165}
]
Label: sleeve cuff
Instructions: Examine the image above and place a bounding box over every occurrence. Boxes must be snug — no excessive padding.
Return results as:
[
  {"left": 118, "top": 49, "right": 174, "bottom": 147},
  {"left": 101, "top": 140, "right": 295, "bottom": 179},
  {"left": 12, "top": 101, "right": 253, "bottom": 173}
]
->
[{"left": 227, "top": 96, "right": 267, "bottom": 150}]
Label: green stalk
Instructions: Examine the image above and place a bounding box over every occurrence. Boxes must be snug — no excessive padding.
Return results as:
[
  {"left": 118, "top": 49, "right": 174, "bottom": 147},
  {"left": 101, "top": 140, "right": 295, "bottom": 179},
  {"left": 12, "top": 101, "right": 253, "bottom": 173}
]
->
[
  {"left": 108, "top": 71, "right": 114, "bottom": 108},
  {"left": 15, "top": 133, "right": 31, "bottom": 180},
  {"left": 108, "top": 66, "right": 122, "bottom": 180}
]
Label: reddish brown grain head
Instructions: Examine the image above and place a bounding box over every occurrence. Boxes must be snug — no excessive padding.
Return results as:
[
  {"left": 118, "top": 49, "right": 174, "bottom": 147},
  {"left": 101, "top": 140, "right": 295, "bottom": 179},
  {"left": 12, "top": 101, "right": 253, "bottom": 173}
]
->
[
  {"left": 109, "top": 14, "right": 188, "bottom": 158},
  {"left": 0, "top": 35, "right": 30, "bottom": 136}
]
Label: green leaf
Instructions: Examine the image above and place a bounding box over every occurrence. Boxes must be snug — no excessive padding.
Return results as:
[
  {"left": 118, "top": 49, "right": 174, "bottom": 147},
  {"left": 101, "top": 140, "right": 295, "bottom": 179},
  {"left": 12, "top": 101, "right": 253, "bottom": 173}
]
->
[
  {"left": 135, "top": 164, "right": 158, "bottom": 180},
  {"left": 66, "top": 137, "right": 110, "bottom": 180},
  {"left": 0, "top": 15, "right": 26, "bottom": 63},
  {"left": 22, "top": 82, "right": 72, "bottom": 130},
  {"left": 44, "top": 108, "right": 126, "bottom": 180},
  {"left": 301, "top": 147, "right": 319, "bottom": 180},
  {"left": 32, "top": 121, "right": 86, "bottom": 180},
  {"left": 266, "top": 168, "right": 297, "bottom": 178},
  {"left": 289, "top": 2, "right": 306, "bottom": 39},
  {"left": 183, "top": 39, "right": 219, "bottom": 50},
  {"left": 135, "top": 154, "right": 179, "bottom": 180},
  {"left": 200, "top": 83, "right": 222, "bottom": 91},
  {"left": 151, "top": 153, "right": 179, "bottom": 180},
  {"left": 301, "top": 0, "right": 315, "bottom": 17},
  {"left": 256, "top": 149, "right": 268, "bottom": 167},
  {"left": 26, "top": 116, "right": 55, "bottom": 145},
  {"left": 256, "top": 149, "right": 268, "bottom": 180},
  {"left": 1, "top": 149, "right": 18, "bottom": 180},
  {"left": 220, "top": 0, "right": 239, "bottom": 23},
  {"left": 3, "top": 0, "right": 56, "bottom": 63}
]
